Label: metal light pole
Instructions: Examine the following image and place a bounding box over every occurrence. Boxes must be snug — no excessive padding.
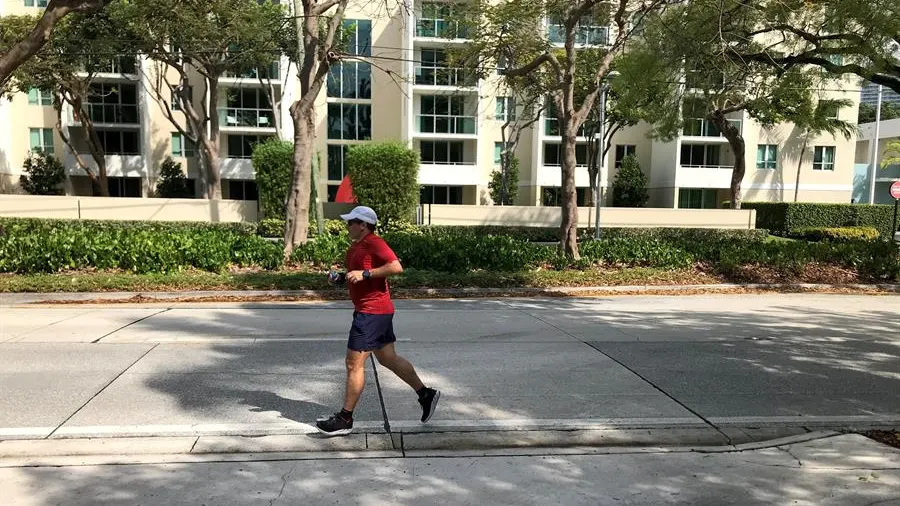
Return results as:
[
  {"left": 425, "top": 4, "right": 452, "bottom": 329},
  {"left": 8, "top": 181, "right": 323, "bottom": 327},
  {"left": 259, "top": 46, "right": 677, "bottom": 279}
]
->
[
  {"left": 867, "top": 85, "right": 883, "bottom": 205},
  {"left": 594, "top": 84, "right": 609, "bottom": 240}
]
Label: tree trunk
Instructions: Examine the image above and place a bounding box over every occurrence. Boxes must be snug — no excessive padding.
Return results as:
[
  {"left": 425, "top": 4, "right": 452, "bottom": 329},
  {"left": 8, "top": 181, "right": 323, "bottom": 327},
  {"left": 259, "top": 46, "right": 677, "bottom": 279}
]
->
[
  {"left": 284, "top": 110, "right": 314, "bottom": 261},
  {"left": 0, "top": 1, "right": 111, "bottom": 89},
  {"left": 712, "top": 114, "right": 746, "bottom": 209},
  {"left": 202, "top": 77, "right": 222, "bottom": 199},
  {"left": 794, "top": 137, "right": 807, "bottom": 202},
  {"left": 560, "top": 121, "right": 580, "bottom": 260},
  {"left": 78, "top": 100, "right": 109, "bottom": 197}
]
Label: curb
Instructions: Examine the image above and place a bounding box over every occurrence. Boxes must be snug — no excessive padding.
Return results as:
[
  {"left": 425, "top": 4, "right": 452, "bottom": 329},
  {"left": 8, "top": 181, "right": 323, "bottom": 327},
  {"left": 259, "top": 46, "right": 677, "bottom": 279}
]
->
[{"left": 3, "top": 283, "right": 899, "bottom": 305}]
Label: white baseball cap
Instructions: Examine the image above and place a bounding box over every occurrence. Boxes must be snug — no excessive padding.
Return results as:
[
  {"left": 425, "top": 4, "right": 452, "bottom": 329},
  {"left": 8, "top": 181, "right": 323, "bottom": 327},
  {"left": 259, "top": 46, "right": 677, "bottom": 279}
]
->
[{"left": 340, "top": 205, "right": 378, "bottom": 225}]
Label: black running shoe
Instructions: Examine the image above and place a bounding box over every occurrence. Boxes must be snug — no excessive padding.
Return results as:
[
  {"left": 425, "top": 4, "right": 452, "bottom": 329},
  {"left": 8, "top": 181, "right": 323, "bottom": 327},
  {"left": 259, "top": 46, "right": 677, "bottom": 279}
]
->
[
  {"left": 316, "top": 412, "right": 353, "bottom": 436},
  {"left": 418, "top": 388, "right": 440, "bottom": 423}
]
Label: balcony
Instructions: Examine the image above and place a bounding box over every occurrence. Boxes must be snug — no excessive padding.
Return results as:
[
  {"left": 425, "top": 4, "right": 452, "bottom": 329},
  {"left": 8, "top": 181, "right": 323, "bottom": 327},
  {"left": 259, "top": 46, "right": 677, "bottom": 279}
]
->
[
  {"left": 682, "top": 118, "right": 742, "bottom": 138},
  {"left": 223, "top": 62, "right": 281, "bottom": 81},
  {"left": 548, "top": 23, "right": 609, "bottom": 46},
  {"left": 218, "top": 108, "right": 276, "bottom": 129},
  {"left": 415, "top": 19, "right": 469, "bottom": 40},
  {"left": 417, "top": 114, "right": 477, "bottom": 135},
  {"left": 72, "top": 104, "right": 139, "bottom": 125},
  {"left": 414, "top": 66, "right": 477, "bottom": 88}
]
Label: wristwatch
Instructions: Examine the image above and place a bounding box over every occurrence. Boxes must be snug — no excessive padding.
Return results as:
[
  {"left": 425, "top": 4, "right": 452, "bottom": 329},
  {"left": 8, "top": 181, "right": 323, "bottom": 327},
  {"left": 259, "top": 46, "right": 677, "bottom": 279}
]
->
[{"left": 362, "top": 269, "right": 371, "bottom": 280}]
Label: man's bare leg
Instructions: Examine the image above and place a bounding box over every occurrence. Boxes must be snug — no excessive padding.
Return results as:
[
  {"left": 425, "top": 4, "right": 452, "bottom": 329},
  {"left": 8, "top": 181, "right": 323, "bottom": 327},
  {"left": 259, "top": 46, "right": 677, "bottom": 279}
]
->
[
  {"left": 343, "top": 349, "right": 370, "bottom": 411},
  {"left": 373, "top": 343, "right": 425, "bottom": 391}
]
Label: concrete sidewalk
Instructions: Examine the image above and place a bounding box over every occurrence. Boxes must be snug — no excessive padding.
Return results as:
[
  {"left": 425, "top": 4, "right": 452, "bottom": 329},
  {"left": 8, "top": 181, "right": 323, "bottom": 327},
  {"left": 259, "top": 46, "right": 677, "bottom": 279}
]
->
[
  {"left": 1, "top": 294, "right": 898, "bottom": 454},
  {"left": 2, "top": 434, "right": 899, "bottom": 506}
]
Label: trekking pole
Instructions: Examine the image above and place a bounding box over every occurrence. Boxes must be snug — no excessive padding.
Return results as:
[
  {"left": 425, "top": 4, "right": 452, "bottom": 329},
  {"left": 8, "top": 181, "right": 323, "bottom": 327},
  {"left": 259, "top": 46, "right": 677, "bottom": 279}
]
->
[{"left": 369, "top": 355, "right": 392, "bottom": 434}]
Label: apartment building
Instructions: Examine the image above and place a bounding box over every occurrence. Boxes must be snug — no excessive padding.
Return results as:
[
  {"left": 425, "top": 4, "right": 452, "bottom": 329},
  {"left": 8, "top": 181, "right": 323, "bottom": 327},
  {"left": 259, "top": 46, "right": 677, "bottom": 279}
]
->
[{"left": 0, "top": 0, "right": 860, "bottom": 209}]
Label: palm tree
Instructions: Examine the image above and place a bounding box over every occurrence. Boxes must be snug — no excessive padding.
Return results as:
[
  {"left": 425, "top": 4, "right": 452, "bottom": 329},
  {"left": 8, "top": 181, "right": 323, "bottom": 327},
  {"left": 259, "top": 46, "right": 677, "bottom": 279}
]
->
[{"left": 793, "top": 98, "right": 855, "bottom": 202}]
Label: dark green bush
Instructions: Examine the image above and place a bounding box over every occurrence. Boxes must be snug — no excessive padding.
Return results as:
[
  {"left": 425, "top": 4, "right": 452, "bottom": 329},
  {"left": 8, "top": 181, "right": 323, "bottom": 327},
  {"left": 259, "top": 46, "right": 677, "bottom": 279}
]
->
[
  {"left": 743, "top": 202, "right": 895, "bottom": 239},
  {"left": 789, "top": 226, "right": 881, "bottom": 243},
  {"left": 257, "top": 218, "right": 285, "bottom": 238}
]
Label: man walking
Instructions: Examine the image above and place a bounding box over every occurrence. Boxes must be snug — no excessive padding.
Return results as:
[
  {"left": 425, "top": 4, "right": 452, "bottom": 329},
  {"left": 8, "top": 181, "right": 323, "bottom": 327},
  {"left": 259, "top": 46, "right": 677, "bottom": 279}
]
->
[{"left": 317, "top": 205, "right": 440, "bottom": 436}]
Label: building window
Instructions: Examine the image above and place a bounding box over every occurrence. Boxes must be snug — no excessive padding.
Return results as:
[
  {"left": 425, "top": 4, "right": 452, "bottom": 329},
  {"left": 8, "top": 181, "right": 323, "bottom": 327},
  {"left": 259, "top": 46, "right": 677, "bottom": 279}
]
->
[
  {"left": 547, "top": 16, "right": 609, "bottom": 45},
  {"left": 24, "top": 0, "right": 49, "bottom": 7},
  {"left": 29, "top": 128, "right": 54, "bottom": 154},
  {"left": 678, "top": 188, "right": 719, "bottom": 209},
  {"left": 680, "top": 144, "right": 721, "bottom": 167},
  {"left": 327, "top": 184, "right": 340, "bottom": 202},
  {"left": 228, "top": 180, "right": 259, "bottom": 200},
  {"left": 813, "top": 146, "right": 835, "bottom": 171},
  {"left": 417, "top": 3, "right": 467, "bottom": 39},
  {"left": 327, "top": 144, "right": 357, "bottom": 181},
  {"left": 328, "top": 20, "right": 372, "bottom": 99},
  {"left": 96, "top": 130, "right": 140, "bottom": 155},
  {"left": 419, "top": 95, "right": 475, "bottom": 134},
  {"left": 27, "top": 88, "right": 53, "bottom": 106},
  {"left": 495, "top": 97, "right": 516, "bottom": 122},
  {"left": 544, "top": 101, "right": 588, "bottom": 137},
  {"left": 542, "top": 187, "right": 589, "bottom": 207},
  {"left": 543, "top": 143, "right": 588, "bottom": 166},
  {"left": 615, "top": 145, "right": 636, "bottom": 167},
  {"left": 756, "top": 144, "right": 777, "bottom": 169},
  {"left": 171, "top": 133, "right": 197, "bottom": 157},
  {"left": 327, "top": 103, "right": 371, "bottom": 140},
  {"left": 420, "top": 141, "right": 464, "bottom": 165},
  {"left": 224, "top": 88, "right": 275, "bottom": 127},
  {"left": 108, "top": 177, "right": 142, "bottom": 198},
  {"left": 420, "top": 185, "right": 463, "bottom": 204},
  {"left": 494, "top": 142, "right": 511, "bottom": 165},
  {"left": 226, "top": 134, "right": 272, "bottom": 158},
  {"left": 83, "top": 83, "right": 139, "bottom": 124}
]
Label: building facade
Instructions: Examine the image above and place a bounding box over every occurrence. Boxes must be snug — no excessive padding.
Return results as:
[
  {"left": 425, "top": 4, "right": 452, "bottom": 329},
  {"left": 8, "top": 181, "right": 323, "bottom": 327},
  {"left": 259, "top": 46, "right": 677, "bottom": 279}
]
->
[{"left": 0, "top": 0, "right": 861, "bottom": 209}]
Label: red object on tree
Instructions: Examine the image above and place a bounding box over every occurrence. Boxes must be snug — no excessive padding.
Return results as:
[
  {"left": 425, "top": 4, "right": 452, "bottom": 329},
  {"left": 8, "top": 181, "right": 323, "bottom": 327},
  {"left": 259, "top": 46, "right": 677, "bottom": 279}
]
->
[{"left": 335, "top": 175, "right": 357, "bottom": 203}]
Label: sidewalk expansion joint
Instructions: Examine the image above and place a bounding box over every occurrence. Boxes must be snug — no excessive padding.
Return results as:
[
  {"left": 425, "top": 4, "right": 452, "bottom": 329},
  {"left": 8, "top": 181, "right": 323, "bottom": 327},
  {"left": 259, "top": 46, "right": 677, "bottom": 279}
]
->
[
  {"left": 46, "top": 344, "right": 159, "bottom": 439},
  {"left": 92, "top": 308, "right": 171, "bottom": 343}
]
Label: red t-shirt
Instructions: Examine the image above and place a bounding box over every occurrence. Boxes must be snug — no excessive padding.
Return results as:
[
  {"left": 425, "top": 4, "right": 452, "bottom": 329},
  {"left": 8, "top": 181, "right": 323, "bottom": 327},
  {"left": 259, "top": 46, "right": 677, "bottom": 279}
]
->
[{"left": 345, "top": 233, "right": 398, "bottom": 314}]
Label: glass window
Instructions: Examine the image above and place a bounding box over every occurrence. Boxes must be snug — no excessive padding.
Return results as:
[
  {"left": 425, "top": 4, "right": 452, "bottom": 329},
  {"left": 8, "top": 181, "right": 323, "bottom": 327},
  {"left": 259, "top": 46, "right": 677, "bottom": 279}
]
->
[
  {"left": 756, "top": 144, "right": 777, "bottom": 169},
  {"left": 615, "top": 145, "right": 636, "bottom": 167},
  {"left": 29, "top": 128, "right": 54, "bottom": 154},
  {"left": 420, "top": 185, "right": 464, "bottom": 204},
  {"left": 327, "top": 144, "right": 357, "bottom": 181},
  {"left": 327, "top": 104, "right": 371, "bottom": 140},
  {"left": 680, "top": 144, "right": 721, "bottom": 167},
  {"left": 108, "top": 177, "right": 142, "bottom": 198},
  {"left": 226, "top": 134, "right": 272, "bottom": 158},
  {"left": 542, "top": 187, "right": 589, "bottom": 206},
  {"left": 171, "top": 133, "right": 196, "bottom": 157},
  {"left": 25, "top": 0, "right": 49, "bottom": 7},
  {"left": 417, "top": 3, "right": 466, "bottom": 39},
  {"left": 27, "top": 88, "right": 53, "bottom": 106},
  {"left": 228, "top": 180, "right": 259, "bottom": 200},
  {"left": 420, "top": 141, "right": 464, "bottom": 164},
  {"left": 495, "top": 97, "right": 516, "bottom": 122},
  {"left": 813, "top": 146, "right": 835, "bottom": 171},
  {"left": 543, "top": 144, "right": 588, "bottom": 166}
]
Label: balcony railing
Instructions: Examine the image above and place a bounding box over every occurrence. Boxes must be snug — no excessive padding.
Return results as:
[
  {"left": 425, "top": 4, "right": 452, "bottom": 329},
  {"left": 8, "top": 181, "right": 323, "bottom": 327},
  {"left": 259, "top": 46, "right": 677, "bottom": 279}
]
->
[
  {"left": 420, "top": 160, "right": 476, "bottom": 165},
  {"left": 224, "top": 63, "right": 281, "bottom": 80},
  {"left": 219, "top": 107, "right": 276, "bottom": 128},
  {"left": 414, "top": 66, "right": 477, "bottom": 87},
  {"left": 548, "top": 24, "right": 609, "bottom": 45},
  {"left": 415, "top": 20, "right": 469, "bottom": 39},
  {"left": 74, "top": 103, "right": 139, "bottom": 124},
  {"left": 545, "top": 119, "right": 593, "bottom": 137},
  {"left": 682, "top": 118, "right": 742, "bottom": 137},
  {"left": 418, "top": 114, "right": 477, "bottom": 134},
  {"left": 680, "top": 164, "right": 735, "bottom": 170}
]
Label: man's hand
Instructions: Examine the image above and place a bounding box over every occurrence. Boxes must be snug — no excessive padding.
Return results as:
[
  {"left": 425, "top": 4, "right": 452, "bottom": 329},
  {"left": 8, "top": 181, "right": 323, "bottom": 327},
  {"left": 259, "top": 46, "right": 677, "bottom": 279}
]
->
[
  {"left": 346, "top": 270, "right": 366, "bottom": 284},
  {"left": 327, "top": 270, "right": 346, "bottom": 286}
]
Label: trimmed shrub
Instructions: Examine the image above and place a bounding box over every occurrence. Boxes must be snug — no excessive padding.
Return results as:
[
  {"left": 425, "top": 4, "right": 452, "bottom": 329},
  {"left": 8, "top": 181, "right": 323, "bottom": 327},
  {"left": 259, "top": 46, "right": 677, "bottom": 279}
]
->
[
  {"left": 154, "top": 157, "right": 193, "bottom": 198},
  {"left": 251, "top": 139, "right": 293, "bottom": 219},
  {"left": 743, "top": 202, "right": 895, "bottom": 239},
  {"left": 790, "top": 226, "right": 881, "bottom": 243},
  {"left": 346, "top": 142, "right": 420, "bottom": 227},
  {"left": 257, "top": 218, "right": 285, "bottom": 238},
  {"left": 20, "top": 151, "right": 65, "bottom": 195},
  {"left": 611, "top": 154, "right": 649, "bottom": 207}
]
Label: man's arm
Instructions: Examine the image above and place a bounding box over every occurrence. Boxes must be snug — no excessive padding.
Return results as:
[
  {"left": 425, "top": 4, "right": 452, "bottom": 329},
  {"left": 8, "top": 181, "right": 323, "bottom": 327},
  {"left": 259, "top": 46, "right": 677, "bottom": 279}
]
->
[{"left": 347, "top": 260, "right": 403, "bottom": 283}]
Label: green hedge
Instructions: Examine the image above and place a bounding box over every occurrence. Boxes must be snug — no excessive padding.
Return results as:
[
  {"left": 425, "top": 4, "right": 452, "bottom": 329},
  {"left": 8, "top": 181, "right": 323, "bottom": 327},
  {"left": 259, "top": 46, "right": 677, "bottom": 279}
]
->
[
  {"left": 1, "top": 218, "right": 897, "bottom": 281},
  {"left": 743, "top": 202, "right": 896, "bottom": 239},
  {"left": 789, "top": 226, "right": 881, "bottom": 243},
  {"left": 0, "top": 218, "right": 278, "bottom": 274}
]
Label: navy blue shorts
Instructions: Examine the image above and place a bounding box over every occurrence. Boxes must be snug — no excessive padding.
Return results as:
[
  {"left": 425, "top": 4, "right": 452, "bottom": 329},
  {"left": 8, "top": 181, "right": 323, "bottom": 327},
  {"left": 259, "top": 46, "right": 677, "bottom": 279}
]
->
[{"left": 347, "top": 312, "right": 397, "bottom": 351}]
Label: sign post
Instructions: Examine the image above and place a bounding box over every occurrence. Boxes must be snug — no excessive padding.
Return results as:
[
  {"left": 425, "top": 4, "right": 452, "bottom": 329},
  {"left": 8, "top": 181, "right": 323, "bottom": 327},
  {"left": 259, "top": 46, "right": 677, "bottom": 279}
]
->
[{"left": 891, "top": 181, "right": 900, "bottom": 239}]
